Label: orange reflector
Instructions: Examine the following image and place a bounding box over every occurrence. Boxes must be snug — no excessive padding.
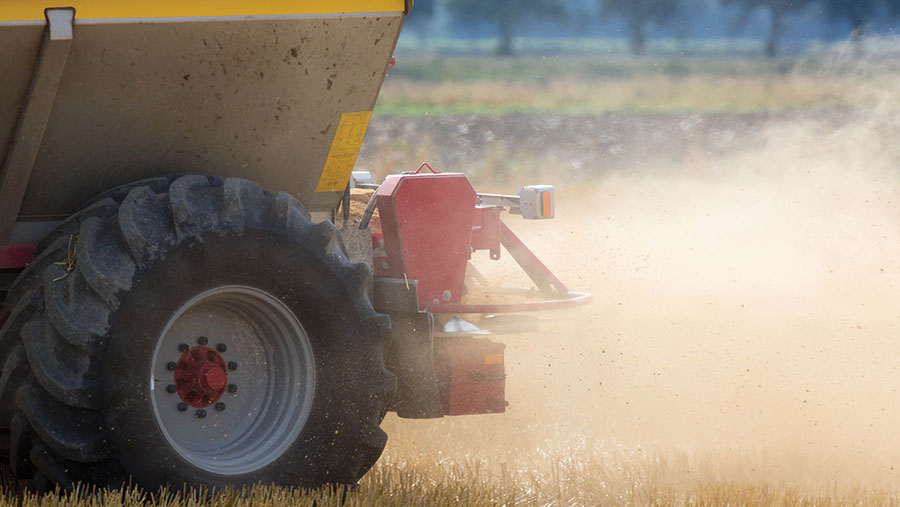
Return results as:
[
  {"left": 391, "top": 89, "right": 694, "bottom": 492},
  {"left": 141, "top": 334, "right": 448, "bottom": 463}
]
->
[
  {"left": 541, "top": 191, "right": 551, "bottom": 217},
  {"left": 484, "top": 354, "right": 503, "bottom": 365}
]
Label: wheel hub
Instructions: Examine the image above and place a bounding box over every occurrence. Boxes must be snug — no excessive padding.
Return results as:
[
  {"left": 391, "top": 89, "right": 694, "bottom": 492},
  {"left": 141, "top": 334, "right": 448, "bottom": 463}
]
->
[
  {"left": 174, "top": 346, "right": 228, "bottom": 407},
  {"left": 151, "top": 285, "right": 315, "bottom": 475}
]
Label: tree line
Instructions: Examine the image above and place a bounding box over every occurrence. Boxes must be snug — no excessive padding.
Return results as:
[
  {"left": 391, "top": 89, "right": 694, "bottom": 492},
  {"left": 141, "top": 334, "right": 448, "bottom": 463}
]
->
[{"left": 407, "top": 0, "right": 900, "bottom": 57}]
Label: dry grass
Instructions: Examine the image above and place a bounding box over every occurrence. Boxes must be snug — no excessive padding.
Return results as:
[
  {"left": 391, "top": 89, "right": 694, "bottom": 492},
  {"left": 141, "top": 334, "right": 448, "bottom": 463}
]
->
[
  {"left": 7, "top": 449, "right": 900, "bottom": 506},
  {"left": 377, "top": 74, "right": 855, "bottom": 114}
]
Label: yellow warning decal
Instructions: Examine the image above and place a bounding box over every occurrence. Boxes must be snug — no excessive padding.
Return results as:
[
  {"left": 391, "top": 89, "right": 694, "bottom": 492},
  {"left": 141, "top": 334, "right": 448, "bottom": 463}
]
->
[{"left": 315, "top": 111, "right": 373, "bottom": 193}]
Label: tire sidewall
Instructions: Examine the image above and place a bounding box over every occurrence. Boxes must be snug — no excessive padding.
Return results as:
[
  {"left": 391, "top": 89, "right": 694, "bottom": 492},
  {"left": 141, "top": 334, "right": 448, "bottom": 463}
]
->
[{"left": 103, "top": 229, "right": 379, "bottom": 489}]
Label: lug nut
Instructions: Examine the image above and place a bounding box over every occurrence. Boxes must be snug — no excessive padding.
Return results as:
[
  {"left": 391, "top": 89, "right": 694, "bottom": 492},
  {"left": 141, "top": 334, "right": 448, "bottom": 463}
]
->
[
  {"left": 177, "top": 402, "right": 188, "bottom": 412},
  {"left": 178, "top": 343, "right": 189, "bottom": 353},
  {"left": 227, "top": 384, "right": 238, "bottom": 393},
  {"left": 215, "top": 402, "right": 226, "bottom": 412},
  {"left": 166, "top": 362, "right": 177, "bottom": 371},
  {"left": 217, "top": 343, "right": 227, "bottom": 352},
  {"left": 197, "top": 336, "right": 208, "bottom": 346},
  {"left": 196, "top": 409, "right": 206, "bottom": 418},
  {"left": 166, "top": 384, "right": 176, "bottom": 394},
  {"left": 228, "top": 361, "right": 238, "bottom": 371}
]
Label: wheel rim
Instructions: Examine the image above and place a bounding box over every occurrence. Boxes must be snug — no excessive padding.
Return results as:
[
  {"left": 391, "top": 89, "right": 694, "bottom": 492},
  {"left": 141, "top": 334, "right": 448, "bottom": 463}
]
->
[{"left": 150, "top": 285, "right": 315, "bottom": 475}]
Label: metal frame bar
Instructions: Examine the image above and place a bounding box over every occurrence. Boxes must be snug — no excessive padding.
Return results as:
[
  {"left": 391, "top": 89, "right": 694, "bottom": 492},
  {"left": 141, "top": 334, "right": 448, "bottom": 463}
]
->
[
  {"left": 0, "top": 8, "right": 74, "bottom": 244},
  {"left": 430, "top": 290, "right": 593, "bottom": 315},
  {"left": 0, "top": 11, "right": 403, "bottom": 27},
  {"left": 476, "top": 192, "right": 520, "bottom": 209},
  {"left": 427, "top": 220, "right": 593, "bottom": 314},
  {"left": 0, "top": 2, "right": 405, "bottom": 22},
  {"left": 498, "top": 221, "right": 568, "bottom": 296}
]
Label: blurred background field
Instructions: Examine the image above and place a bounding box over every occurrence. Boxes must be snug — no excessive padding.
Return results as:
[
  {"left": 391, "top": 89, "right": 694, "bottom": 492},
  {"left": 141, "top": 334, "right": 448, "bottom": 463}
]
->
[{"left": 375, "top": 48, "right": 900, "bottom": 115}]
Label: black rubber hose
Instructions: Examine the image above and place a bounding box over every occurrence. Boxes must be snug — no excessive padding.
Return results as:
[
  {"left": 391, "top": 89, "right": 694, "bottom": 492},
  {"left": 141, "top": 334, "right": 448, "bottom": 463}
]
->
[{"left": 358, "top": 188, "right": 380, "bottom": 230}]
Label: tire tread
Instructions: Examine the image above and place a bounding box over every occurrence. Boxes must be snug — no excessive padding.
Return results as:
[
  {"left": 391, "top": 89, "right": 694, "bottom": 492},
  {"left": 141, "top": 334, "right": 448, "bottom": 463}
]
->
[{"left": 0, "top": 174, "right": 395, "bottom": 490}]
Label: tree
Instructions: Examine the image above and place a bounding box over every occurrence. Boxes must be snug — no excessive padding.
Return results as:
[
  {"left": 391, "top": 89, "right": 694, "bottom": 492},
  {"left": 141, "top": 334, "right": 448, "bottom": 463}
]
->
[
  {"left": 445, "top": 0, "right": 566, "bottom": 56},
  {"left": 600, "top": 0, "right": 680, "bottom": 56},
  {"left": 405, "top": 0, "right": 437, "bottom": 40},
  {"left": 721, "top": 0, "right": 813, "bottom": 57},
  {"left": 823, "top": 0, "right": 900, "bottom": 53}
]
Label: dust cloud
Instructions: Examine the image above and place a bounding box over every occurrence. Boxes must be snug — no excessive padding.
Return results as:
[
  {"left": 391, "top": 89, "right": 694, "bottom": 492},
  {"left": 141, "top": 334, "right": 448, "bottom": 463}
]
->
[{"left": 378, "top": 108, "right": 900, "bottom": 491}]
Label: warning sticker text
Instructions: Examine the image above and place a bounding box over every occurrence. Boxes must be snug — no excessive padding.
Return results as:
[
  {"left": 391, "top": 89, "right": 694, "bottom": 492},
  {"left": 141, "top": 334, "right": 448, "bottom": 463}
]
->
[{"left": 315, "top": 111, "right": 373, "bottom": 192}]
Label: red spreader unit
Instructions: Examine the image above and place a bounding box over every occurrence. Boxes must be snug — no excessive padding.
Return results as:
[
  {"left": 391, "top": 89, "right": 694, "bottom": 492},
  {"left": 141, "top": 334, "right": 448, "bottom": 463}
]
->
[
  {"left": 374, "top": 171, "right": 476, "bottom": 309},
  {"left": 433, "top": 337, "right": 507, "bottom": 415},
  {"left": 363, "top": 165, "right": 593, "bottom": 417}
]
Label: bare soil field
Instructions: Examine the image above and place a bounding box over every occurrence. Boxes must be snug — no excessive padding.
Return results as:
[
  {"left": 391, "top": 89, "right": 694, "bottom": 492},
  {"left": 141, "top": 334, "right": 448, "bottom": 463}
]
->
[{"left": 356, "top": 111, "right": 858, "bottom": 185}]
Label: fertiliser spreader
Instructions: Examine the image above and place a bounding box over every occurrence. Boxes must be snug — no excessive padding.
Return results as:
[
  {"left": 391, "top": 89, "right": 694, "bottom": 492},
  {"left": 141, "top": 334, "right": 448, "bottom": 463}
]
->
[{"left": 0, "top": 1, "right": 590, "bottom": 490}]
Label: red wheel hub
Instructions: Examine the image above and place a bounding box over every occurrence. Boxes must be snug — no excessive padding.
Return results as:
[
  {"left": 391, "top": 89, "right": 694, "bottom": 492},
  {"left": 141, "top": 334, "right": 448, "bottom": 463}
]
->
[{"left": 174, "top": 346, "right": 228, "bottom": 407}]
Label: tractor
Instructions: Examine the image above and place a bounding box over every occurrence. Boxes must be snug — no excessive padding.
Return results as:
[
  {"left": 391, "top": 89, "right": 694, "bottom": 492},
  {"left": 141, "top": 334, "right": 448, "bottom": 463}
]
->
[{"left": 0, "top": 1, "right": 591, "bottom": 490}]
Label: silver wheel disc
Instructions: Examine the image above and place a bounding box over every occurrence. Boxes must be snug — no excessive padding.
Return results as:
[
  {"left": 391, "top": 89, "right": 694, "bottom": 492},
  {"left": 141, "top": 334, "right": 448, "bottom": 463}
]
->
[{"left": 150, "top": 285, "right": 315, "bottom": 475}]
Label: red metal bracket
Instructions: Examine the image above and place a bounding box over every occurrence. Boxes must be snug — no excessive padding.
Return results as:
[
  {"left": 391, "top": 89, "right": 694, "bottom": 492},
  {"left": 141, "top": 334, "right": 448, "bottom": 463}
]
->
[
  {"left": 432, "top": 219, "right": 593, "bottom": 314},
  {"left": 470, "top": 207, "right": 501, "bottom": 260},
  {"left": 499, "top": 221, "right": 568, "bottom": 296},
  {"left": 0, "top": 244, "right": 35, "bottom": 269},
  {"left": 413, "top": 162, "right": 438, "bottom": 174}
]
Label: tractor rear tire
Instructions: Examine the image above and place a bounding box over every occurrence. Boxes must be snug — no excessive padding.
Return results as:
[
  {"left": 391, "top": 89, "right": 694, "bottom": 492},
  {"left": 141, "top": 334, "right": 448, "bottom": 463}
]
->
[{"left": 0, "top": 175, "right": 396, "bottom": 490}]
